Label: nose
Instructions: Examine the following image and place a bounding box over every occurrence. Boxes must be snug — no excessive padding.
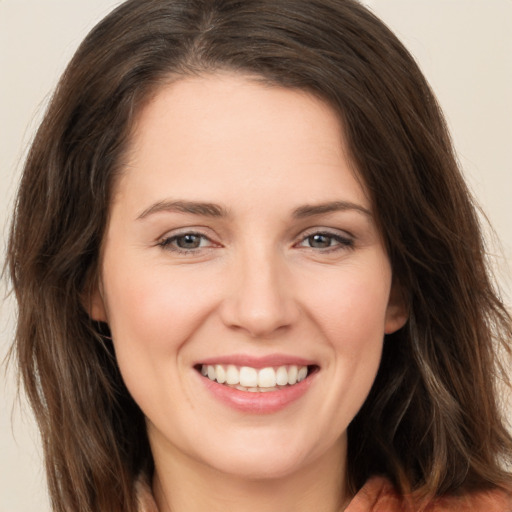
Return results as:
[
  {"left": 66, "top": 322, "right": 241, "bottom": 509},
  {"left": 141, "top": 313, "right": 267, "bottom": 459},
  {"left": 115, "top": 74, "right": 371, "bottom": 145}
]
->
[{"left": 219, "top": 247, "right": 299, "bottom": 338}]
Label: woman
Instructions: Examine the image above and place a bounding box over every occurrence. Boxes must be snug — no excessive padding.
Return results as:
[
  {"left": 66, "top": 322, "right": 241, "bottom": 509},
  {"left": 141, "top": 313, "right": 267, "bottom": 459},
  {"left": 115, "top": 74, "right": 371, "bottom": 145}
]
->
[{"left": 7, "top": 0, "right": 512, "bottom": 511}]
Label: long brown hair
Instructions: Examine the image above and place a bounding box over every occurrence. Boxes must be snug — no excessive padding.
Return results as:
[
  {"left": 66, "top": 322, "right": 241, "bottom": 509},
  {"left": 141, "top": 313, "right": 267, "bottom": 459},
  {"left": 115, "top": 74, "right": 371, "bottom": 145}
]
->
[{"left": 7, "top": 1, "right": 512, "bottom": 510}]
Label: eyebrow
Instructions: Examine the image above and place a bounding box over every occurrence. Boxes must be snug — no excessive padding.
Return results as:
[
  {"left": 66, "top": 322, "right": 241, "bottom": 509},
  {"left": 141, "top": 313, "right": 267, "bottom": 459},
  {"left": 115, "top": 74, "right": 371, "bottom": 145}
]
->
[
  {"left": 292, "top": 201, "right": 372, "bottom": 219},
  {"left": 136, "top": 199, "right": 371, "bottom": 221},
  {"left": 136, "top": 200, "right": 229, "bottom": 220}
]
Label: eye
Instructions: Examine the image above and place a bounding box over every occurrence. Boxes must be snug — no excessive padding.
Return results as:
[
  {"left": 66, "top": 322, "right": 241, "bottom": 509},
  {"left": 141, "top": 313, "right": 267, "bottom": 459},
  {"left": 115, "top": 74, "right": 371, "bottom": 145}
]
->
[
  {"left": 158, "top": 232, "right": 214, "bottom": 253},
  {"left": 298, "top": 231, "right": 354, "bottom": 251}
]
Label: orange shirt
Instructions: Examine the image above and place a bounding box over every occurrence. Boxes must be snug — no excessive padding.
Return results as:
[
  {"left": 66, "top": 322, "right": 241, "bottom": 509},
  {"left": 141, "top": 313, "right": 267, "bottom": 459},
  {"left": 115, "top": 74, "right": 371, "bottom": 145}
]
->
[
  {"left": 346, "top": 476, "right": 512, "bottom": 512},
  {"left": 136, "top": 475, "right": 512, "bottom": 511}
]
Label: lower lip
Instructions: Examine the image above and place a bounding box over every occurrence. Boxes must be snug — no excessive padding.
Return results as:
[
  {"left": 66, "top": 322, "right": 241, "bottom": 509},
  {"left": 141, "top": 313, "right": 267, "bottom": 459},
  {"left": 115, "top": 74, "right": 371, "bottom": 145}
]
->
[{"left": 198, "top": 372, "right": 316, "bottom": 414}]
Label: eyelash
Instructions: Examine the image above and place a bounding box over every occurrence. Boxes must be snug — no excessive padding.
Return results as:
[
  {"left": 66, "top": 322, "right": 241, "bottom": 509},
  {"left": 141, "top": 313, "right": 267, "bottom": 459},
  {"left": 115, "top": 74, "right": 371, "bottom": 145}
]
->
[
  {"left": 297, "top": 231, "right": 354, "bottom": 252},
  {"left": 157, "top": 229, "right": 354, "bottom": 255},
  {"left": 157, "top": 231, "right": 214, "bottom": 254}
]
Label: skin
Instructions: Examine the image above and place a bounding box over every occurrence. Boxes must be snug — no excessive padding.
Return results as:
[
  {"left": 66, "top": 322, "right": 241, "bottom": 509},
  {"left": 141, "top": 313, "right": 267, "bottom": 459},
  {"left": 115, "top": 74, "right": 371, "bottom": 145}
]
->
[{"left": 90, "top": 73, "right": 407, "bottom": 512}]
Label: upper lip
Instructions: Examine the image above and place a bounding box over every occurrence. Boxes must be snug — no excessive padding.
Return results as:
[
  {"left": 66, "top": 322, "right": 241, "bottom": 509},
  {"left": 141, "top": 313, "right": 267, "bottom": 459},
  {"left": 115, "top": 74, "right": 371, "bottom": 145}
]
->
[{"left": 196, "top": 354, "right": 318, "bottom": 369}]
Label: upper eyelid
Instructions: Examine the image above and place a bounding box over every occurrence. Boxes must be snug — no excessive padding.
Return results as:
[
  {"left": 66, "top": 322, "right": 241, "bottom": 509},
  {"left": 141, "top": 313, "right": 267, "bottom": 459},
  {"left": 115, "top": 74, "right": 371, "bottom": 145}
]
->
[
  {"left": 156, "top": 226, "right": 217, "bottom": 241},
  {"left": 155, "top": 226, "right": 355, "bottom": 246},
  {"left": 293, "top": 227, "right": 355, "bottom": 250},
  {"left": 161, "top": 232, "right": 212, "bottom": 242},
  {"left": 297, "top": 226, "right": 354, "bottom": 240},
  {"left": 157, "top": 233, "right": 218, "bottom": 255}
]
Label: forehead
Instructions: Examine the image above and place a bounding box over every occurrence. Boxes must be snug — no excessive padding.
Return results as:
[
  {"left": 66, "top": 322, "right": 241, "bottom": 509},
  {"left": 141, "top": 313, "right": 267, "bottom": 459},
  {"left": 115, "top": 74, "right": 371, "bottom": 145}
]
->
[{"left": 114, "top": 72, "right": 370, "bottom": 214}]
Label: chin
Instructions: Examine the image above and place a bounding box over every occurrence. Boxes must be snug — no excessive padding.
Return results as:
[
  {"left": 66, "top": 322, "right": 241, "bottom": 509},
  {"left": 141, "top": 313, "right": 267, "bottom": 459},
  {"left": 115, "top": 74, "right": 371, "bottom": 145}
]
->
[
  {"left": 193, "top": 428, "right": 327, "bottom": 482},
  {"left": 206, "top": 451, "right": 307, "bottom": 481}
]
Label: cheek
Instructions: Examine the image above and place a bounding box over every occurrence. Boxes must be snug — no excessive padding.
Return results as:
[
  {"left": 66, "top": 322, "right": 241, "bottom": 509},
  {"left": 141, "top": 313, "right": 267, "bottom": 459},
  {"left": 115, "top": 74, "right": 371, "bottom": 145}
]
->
[
  {"left": 104, "top": 263, "right": 213, "bottom": 341},
  {"left": 304, "top": 263, "right": 392, "bottom": 349},
  {"left": 100, "top": 264, "right": 223, "bottom": 421},
  {"left": 100, "top": 262, "right": 219, "bottom": 391},
  {"left": 301, "top": 262, "right": 391, "bottom": 420}
]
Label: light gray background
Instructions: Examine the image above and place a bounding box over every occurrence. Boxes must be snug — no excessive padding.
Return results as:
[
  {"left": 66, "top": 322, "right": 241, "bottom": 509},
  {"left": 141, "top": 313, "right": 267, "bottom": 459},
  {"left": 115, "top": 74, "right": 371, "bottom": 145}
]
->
[{"left": 1, "top": 1, "right": 511, "bottom": 511}]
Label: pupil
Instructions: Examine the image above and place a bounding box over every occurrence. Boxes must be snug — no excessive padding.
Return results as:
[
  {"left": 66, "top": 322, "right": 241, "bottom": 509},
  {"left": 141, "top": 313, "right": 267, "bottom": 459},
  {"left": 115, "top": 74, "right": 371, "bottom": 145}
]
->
[
  {"left": 309, "top": 234, "right": 331, "bottom": 248},
  {"left": 177, "top": 234, "right": 200, "bottom": 249}
]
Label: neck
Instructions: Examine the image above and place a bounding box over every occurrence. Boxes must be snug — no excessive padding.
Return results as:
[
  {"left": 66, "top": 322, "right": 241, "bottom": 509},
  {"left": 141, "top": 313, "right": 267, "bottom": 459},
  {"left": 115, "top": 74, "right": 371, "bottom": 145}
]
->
[{"left": 152, "top": 438, "right": 349, "bottom": 512}]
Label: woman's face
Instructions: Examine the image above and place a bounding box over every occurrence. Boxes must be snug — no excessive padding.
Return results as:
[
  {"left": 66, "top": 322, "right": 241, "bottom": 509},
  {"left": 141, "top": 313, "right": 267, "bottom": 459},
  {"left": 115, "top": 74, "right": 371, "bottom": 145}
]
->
[{"left": 90, "top": 73, "right": 407, "bottom": 480}]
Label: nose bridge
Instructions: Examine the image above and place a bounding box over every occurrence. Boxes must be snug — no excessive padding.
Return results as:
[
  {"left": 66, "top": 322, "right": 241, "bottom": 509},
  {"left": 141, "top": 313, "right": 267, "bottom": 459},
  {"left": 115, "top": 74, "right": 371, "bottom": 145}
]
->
[{"left": 221, "top": 241, "right": 297, "bottom": 337}]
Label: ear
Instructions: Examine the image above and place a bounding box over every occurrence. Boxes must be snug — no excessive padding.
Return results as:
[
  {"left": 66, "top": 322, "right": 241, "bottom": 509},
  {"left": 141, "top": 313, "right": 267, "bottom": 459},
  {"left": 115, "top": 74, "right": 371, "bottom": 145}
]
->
[
  {"left": 384, "top": 280, "right": 408, "bottom": 334},
  {"left": 82, "top": 275, "right": 108, "bottom": 323}
]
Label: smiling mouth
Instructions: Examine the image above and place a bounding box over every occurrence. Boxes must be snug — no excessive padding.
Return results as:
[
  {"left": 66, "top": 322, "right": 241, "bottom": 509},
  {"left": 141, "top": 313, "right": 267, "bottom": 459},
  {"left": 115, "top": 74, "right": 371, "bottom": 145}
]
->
[{"left": 196, "top": 364, "right": 318, "bottom": 392}]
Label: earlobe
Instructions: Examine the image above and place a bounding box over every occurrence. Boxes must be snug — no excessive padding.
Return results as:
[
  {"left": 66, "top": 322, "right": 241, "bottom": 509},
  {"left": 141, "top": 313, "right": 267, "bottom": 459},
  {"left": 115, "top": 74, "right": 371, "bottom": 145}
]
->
[
  {"left": 384, "top": 282, "right": 408, "bottom": 334},
  {"left": 88, "top": 289, "right": 108, "bottom": 322},
  {"left": 82, "top": 277, "right": 108, "bottom": 322}
]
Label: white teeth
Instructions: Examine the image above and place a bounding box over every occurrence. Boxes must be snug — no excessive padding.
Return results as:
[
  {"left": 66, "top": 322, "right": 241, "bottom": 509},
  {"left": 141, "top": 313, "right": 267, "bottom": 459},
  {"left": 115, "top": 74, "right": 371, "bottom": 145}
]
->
[
  {"left": 276, "top": 366, "right": 288, "bottom": 386},
  {"left": 258, "top": 367, "right": 276, "bottom": 388},
  {"left": 215, "top": 364, "right": 226, "bottom": 384},
  {"left": 226, "top": 365, "right": 239, "bottom": 385},
  {"left": 239, "top": 366, "right": 258, "bottom": 387},
  {"left": 200, "top": 364, "right": 311, "bottom": 390},
  {"left": 288, "top": 365, "right": 298, "bottom": 385}
]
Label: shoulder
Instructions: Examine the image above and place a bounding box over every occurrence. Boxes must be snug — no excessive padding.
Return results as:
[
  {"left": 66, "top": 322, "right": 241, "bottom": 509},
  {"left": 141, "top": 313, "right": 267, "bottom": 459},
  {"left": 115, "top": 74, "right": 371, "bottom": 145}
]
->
[{"left": 346, "top": 476, "right": 512, "bottom": 512}]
